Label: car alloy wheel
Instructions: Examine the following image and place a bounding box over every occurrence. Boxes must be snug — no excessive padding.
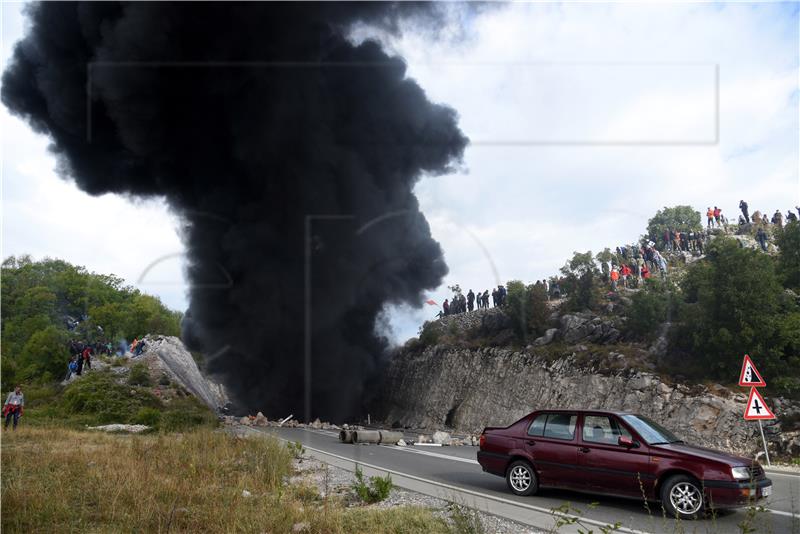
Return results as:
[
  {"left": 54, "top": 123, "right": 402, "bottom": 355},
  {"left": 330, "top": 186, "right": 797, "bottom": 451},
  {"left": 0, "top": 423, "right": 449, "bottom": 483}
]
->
[
  {"left": 661, "top": 474, "right": 705, "bottom": 519},
  {"left": 669, "top": 482, "right": 703, "bottom": 515},
  {"left": 506, "top": 460, "right": 538, "bottom": 496}
]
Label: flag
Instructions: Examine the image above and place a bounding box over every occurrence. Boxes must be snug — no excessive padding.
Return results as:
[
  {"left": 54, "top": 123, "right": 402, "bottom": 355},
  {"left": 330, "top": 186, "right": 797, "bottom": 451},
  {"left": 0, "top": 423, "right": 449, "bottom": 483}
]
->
[{"left": 425, "top": 299, "right": 438, "bottom": 306}]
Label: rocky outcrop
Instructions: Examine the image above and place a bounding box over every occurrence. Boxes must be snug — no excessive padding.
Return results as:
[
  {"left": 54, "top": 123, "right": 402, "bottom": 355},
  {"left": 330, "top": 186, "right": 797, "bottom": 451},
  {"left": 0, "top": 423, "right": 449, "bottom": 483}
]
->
[
  {"left": 559, "top": 313, "right": 621, "bottom": 344},
  {"left": 377, "top": 345, "right": 797, "bottom": 457},
  {"left": 140, "top": 335, "right": 229, "bottom": 411}
]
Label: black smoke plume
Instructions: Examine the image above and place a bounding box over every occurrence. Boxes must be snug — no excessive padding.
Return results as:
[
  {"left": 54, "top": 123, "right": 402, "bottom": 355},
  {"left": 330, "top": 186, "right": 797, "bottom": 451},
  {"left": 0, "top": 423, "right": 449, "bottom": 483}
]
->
[{"left": 2, "top": 2, "right": 467, "bottom": 421}]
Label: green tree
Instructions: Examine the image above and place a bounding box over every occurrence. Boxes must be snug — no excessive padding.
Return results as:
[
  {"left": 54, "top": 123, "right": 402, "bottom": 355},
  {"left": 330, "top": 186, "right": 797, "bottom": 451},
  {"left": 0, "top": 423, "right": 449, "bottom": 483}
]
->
[
  {"left": 595, "top": 248, "right": 613, "bottom": 282},
  {"left": 647, "top": 206, "right": 702, "bottom": 249},
  {"left": 671, "top": 238, "right": 799, "bottom": 396},
  {"left": 560, "top": 251, "right": 601, "bottom": 311},
  {"left": 775, "top": 221, "right": 800, "bottom": 291},
  {"left": 18, "top": 325, "right": 70, "bottom": 383}
]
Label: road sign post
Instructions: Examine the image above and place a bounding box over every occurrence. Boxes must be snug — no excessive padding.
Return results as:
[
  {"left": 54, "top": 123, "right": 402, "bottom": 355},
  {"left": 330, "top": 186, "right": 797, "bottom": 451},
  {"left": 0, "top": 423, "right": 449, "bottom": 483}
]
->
[{"left": 739, "top": 355, "right": 774, "bottom": 467}]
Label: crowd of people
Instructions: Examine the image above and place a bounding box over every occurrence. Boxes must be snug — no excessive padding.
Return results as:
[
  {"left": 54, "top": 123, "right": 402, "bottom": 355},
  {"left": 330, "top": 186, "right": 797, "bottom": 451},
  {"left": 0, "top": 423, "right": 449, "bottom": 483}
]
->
[
  {"left": 63, "top": 337, "right": 147, "bottom": 381},
  {"left": 435, "top": 202, "right": 799, "bottom": 318}
]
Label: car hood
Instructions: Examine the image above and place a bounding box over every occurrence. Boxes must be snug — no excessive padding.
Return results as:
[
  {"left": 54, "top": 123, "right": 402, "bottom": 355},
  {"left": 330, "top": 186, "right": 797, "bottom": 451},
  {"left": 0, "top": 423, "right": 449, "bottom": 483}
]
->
[{"left": 652, "top": 442, "right": 752, "bottom": 466}]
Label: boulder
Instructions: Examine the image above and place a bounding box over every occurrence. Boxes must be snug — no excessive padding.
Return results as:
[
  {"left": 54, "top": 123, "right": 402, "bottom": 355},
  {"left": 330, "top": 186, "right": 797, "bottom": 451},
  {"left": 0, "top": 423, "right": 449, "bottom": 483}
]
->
[
  {"left": 532, "top": 328, "right": 559, "bottom": 346},
  {"left": 140, "top": 335, "right": 229, "bottom": 411},
  {"left": 432, "top": 431, "right": 451, "bottom": 445}
]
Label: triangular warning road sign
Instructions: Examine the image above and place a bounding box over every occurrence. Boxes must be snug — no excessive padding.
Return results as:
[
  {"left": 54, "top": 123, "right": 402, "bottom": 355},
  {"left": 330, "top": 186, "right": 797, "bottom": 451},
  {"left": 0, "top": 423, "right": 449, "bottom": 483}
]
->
[
  {"left": 738, "top": 354, "right": 766, "bottom": 387},
  {"left": 744, "top": 388, "right": 775, "bottom": 420}
]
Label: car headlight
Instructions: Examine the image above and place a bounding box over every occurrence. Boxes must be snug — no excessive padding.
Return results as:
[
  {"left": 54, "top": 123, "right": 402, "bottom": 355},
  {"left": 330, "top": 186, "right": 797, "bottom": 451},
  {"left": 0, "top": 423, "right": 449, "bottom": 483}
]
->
[{"left": 731, "top": 467, "right": 751, "bottom": 480}]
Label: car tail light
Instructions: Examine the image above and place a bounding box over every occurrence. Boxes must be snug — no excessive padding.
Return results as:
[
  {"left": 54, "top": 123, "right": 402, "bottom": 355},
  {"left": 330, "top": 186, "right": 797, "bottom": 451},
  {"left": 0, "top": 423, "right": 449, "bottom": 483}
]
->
[{"left": 479, "top": 433, "right": 486, "bottom": 448}]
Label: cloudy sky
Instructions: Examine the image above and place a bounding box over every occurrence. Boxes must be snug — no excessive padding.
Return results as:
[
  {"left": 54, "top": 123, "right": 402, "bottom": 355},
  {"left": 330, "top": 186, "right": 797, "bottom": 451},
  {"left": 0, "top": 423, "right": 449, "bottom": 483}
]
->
[{"left": 2, "top": 2, "right": 798, "bottom": 342}]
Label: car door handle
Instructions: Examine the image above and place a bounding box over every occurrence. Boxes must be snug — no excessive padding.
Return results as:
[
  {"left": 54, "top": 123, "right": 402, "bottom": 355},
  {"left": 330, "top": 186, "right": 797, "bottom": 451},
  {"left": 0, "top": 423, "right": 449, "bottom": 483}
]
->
[
  {"left": 526, "top": 440, "right": 536, "bottom": 446},
  {"left": 579, "top": 447, "right": 590, "bottom": 453}
]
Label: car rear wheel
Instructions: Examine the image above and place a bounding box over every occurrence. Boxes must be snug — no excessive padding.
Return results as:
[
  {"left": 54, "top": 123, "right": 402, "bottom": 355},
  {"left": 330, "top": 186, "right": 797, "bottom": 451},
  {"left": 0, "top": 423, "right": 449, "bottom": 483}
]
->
[
  {"left": 661, "top": 474, "right": 704, "bottom": 519},
  {"left": 506, "top": 460, "right": 538, "bottom": 496}
]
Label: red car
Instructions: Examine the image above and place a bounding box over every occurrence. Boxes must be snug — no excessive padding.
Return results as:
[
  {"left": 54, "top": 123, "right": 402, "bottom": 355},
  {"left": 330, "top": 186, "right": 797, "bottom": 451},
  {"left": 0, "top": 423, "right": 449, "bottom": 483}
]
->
[{"left": 477, "top": 409, "right": 772, "bottom": 519}]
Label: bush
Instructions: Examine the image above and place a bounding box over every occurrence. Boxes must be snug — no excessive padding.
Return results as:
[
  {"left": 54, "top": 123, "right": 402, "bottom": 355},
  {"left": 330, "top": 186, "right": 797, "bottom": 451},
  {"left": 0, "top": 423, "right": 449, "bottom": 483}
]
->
[
  {"left": 61, "top": 372, "right": 160, "bottom": 425},
  {"left": 127, "top": 363, "right": 152, "bottom": 386},
  {"left": 352, "top": 465, "right": 393, "bottom": 504},
  {"left": 418, "top": 321, "right": 441, "bottom": 347},
  {"left": 624, "top": 288, "right": 668, "bottom": 341},
  {"left": 159, "top": 396, "right": 218, "bottom": 431},
  {"left": 646, "top": 205, "right": 702, "bottom": 249},
  {"left": 133, "top": 407, "right": 161, "bottom": 427}
]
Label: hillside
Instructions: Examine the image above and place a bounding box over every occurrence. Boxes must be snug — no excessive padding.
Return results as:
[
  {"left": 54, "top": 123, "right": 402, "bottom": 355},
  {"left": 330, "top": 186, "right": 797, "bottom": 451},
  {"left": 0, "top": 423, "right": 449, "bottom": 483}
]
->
[{"left": 376, "top": 215, "right": 800, "bottom": 460}]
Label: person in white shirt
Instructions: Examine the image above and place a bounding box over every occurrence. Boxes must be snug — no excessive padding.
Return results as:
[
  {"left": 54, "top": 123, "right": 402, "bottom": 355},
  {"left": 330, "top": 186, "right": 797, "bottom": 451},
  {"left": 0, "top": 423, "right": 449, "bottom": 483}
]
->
[{"left": 4, "top": 385, "right": 25, "bottom": 430}]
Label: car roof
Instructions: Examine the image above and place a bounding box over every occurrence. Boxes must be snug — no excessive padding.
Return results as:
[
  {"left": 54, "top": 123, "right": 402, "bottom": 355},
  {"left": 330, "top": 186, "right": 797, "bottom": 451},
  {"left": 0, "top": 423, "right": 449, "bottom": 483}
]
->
[{"left": 532, "top": 409, "right": 637, "bottom": 417}]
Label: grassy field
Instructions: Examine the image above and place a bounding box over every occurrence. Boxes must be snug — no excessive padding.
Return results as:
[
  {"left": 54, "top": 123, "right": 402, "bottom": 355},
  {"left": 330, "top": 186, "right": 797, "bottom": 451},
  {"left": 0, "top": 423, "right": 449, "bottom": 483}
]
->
[{"left": 1, "top": 427, "right": 452, "bottom": 533}]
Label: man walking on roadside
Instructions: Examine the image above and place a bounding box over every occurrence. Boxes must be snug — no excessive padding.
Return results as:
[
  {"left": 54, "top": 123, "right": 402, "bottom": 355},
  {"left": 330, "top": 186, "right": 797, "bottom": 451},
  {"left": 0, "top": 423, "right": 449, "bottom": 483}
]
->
[{"left": 3, "top": 386, "right": 25, "bottom": 430}]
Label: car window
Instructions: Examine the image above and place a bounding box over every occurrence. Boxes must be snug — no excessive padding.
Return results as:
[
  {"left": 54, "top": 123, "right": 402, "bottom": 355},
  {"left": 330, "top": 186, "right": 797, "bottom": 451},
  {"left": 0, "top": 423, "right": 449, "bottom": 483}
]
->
[
  {"left": 527, "top": 414, "right": 547, "bottom": 436},
  {"left": 583, "top": 415, "right": 632, "bottom": 445},
  {"left": 543, "top": 414, "right": 577, "bottom": 440}
]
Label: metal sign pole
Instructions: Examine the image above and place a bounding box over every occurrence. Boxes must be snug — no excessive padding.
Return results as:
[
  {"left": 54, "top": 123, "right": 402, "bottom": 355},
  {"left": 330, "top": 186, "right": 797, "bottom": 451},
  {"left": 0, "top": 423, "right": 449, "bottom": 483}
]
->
[{"left": 757, "top": 420, "right": 771, "bottom": 467}]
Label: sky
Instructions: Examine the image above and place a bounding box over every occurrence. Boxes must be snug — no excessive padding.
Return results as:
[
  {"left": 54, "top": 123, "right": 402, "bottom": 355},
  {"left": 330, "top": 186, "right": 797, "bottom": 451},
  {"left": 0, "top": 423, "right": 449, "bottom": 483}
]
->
[{"left": 2, "top": 2, "right": 799, "bottom": 343}]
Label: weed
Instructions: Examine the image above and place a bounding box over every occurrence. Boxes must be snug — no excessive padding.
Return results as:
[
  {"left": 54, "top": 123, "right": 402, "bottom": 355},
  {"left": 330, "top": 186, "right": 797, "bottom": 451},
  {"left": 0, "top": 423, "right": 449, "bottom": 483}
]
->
[
  {"left": 448, "top": 502, "right": 486, "bottom": 534},
  {"left": 287, "top": 440, "right": 305, "bottom": 459},
  {"left": 352, "top": 465, "right": 393, "bottom": 504}
]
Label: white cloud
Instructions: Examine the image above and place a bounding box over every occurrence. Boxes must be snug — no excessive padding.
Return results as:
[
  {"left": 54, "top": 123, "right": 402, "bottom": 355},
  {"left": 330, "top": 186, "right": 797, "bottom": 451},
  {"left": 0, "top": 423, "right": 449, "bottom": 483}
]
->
[{"left": 2, "top": 2, "right": 798, "bottom": 341}]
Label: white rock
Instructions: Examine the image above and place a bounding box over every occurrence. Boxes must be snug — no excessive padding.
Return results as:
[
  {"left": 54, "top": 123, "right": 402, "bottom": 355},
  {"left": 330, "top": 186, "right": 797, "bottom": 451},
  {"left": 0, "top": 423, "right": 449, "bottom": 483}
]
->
[
  {"left": 432, "top": 431, "right": 451, "bottom": 445},
  {"left": 87, "top": 424, "right": 150, "bottom": 433},
  {"left": 396, "top": 439, "right": 407, "bottom": 447},
  {"left": 241, "top": 490, "right": 252, "bottom": 498}
]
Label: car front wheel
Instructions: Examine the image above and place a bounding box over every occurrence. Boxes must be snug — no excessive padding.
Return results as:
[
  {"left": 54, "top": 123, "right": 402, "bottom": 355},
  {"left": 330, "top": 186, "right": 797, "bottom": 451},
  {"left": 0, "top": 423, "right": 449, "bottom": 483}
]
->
[
  {"left": 661, "top": 474, "right": 705, "bottom": 519},
  {"left": 506, "top": 460, "right": 538, "bottom": 496}
]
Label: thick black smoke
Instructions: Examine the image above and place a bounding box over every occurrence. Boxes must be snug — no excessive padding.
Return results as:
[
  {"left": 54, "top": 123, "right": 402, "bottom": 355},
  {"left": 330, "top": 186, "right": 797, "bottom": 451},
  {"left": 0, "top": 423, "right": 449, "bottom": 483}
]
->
[{"left": 3, "top": 2, "right": 467, "bottom": 421}]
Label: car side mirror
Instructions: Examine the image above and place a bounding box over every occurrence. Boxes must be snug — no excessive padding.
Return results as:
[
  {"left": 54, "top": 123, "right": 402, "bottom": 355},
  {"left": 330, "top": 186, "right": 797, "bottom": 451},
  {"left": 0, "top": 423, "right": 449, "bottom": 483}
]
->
[{"left": 618, "top": 436, "right": 638, "bottom": 448}]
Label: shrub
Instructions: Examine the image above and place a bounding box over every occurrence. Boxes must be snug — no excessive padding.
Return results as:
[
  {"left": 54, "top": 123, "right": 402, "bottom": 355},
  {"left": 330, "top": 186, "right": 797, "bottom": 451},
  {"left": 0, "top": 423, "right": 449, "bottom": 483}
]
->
[
  {"left": 133, "top": 407, "right": 161, "bottom": 427},
  {"left": 624, "top": 289, "right": 668, "bottom": 341},
  {"left": 352, "top": 465, "right": 393, "bottom": 504},
  {"left": 61, "top": 371, "right": 160, "bottom": 424},
  {"left": 127, "top": 363, "right": 152, "bottom": 386},
  {"left": 159, "top": 396, "right": 218, "bottom": 431},
  {"left": 287, "top": 440, "right": 305, "bottom": 459},
  {"left": 418, "top": 321, "right": 441, "bottom": 347}
]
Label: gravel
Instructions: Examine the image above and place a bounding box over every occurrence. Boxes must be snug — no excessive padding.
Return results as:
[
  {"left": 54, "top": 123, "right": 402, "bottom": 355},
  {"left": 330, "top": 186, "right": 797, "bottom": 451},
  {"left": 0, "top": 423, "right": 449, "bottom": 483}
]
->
[{"left": 289, "top": 455, "right": 545, "bottom": 533}]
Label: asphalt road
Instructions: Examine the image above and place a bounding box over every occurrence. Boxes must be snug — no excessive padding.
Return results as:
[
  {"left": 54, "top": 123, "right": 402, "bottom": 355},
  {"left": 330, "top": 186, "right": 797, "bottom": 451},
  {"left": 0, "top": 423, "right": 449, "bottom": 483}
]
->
[{"left": 248, "top": 426, "right": 800, "bottom": 534}]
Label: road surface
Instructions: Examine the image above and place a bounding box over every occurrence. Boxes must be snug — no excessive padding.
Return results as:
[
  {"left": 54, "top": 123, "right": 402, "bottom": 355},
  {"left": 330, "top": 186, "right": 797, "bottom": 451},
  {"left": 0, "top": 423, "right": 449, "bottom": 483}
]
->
[{"left": 242, "top": 425, "right": 800, "bottom": 534}]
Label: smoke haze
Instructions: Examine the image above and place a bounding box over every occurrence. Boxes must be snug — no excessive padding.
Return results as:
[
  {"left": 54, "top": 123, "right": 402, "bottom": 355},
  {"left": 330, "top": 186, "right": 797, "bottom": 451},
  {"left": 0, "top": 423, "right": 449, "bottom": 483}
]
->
[{"left": 2, "top": 2, "right": 467, "bottom": 420}]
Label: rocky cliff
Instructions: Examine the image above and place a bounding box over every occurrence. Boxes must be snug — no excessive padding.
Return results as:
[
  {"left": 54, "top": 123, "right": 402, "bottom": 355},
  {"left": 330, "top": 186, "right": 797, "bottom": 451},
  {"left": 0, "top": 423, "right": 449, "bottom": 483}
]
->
[
  {"left": 140, "top": 335, "right": 229, "bottom": 411},
  {"left": 377, "top": 310, "right": 799, "bottom": 458}
]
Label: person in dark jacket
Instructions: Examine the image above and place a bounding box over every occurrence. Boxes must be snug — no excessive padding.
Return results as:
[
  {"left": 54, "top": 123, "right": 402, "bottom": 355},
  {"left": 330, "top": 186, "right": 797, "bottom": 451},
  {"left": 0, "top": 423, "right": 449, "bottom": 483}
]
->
[
  {"left": 442, "top": 299, "right": 450, "bottom": 316},
  {"left": 756, "top": 227, "right": 768, "bottom": 251},
  {"left": 739, "top": 200, "right": 749, "bottom": 223},
  {"left": 466, "top": 290, "right": 475, "bottom": 312}
]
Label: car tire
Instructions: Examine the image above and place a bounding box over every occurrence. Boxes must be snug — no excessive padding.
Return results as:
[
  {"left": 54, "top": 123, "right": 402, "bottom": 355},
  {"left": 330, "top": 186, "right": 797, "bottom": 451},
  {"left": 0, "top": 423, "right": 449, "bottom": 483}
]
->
[
  {"left": 660, "top": 474, "right": 705, "bottom": 520},
  {"left": 506, "top": 460, "right": 538, "bottom": 496}
]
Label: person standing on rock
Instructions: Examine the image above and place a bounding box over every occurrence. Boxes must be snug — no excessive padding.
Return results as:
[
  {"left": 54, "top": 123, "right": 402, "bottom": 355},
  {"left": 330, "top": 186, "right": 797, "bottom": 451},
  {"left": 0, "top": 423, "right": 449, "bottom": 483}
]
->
[
  {"left": 442, "top": 299, "right": 450, "bottom": 316},
  {"left": 706, "top": 207, "right": 714, "bottom": 228},
  {"left": 3, "top": 386, "right": 24, "bottom": 430},
  {"left": 466, "top": 290, "right": 475, "bottom": 312},
  {"left": 772, "top": 210, "right": 783, "bottom": 228},
  {"left": 610, "top": 267, "right": 619, "bottom": 291},
  {"left": 739, "top": 200, "right": 749, "bottom": 223},
  {"left": 482, "top": 290, "right": 489, "bottom": 309},
  {"left": 82, "top": 346, "right": 92, "bottom": 371},
  {"left": 756, "top": 226, "right": 768, "bottom": 251},
  {"left": 713, "top": 206, "right": 722, "bottom": 227}
]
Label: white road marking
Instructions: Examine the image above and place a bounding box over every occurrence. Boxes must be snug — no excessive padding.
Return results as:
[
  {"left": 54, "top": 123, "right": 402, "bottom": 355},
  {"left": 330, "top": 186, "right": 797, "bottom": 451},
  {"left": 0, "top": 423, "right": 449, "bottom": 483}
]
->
[
  {"left": 260, "top": 427, "right": 798, "bottom": 521},
  {"left": 384, "top": 445, "right": 480, "bottom": 465}
]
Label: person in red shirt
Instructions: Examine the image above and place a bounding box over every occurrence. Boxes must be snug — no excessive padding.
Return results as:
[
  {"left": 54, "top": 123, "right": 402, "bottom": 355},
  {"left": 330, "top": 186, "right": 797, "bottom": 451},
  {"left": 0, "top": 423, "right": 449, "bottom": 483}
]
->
[
  {"left": 610, "top": 267, "right": 620, "bottom": 291},
  {"left": 641, "top": 264, "right": 651, "bottom": 279},
  {"left": 82, "top": 346, "right": 92, "bottom": 370},
  {"left": 713, "top": 206, "right": 721, "bottom": 226},
  {"left": 621, "top": 264, "right": 632, "bottom": 288}
]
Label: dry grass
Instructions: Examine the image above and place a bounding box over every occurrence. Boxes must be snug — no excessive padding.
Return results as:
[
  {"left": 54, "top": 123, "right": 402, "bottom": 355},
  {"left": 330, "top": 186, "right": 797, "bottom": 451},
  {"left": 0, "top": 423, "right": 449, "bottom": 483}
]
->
[{"left": 1, "top": 427, "right": 450, "bottom": 533}]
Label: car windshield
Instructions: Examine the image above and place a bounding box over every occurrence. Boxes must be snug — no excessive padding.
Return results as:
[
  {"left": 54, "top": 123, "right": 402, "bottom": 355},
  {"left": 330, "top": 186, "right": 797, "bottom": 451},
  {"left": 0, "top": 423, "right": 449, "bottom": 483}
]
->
[{"left": 621, "top": 415, "right": 681, "bottom": 444}]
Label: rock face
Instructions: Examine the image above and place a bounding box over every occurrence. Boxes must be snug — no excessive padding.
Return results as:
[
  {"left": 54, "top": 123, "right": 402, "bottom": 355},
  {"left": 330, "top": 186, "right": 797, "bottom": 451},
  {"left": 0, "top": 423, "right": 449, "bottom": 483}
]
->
[
  {"left": 377, "top": 346, "right": 796, "bottom": 456},
  {"left": 140, "top": 335, "right": 229, "bottom": 411}
]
